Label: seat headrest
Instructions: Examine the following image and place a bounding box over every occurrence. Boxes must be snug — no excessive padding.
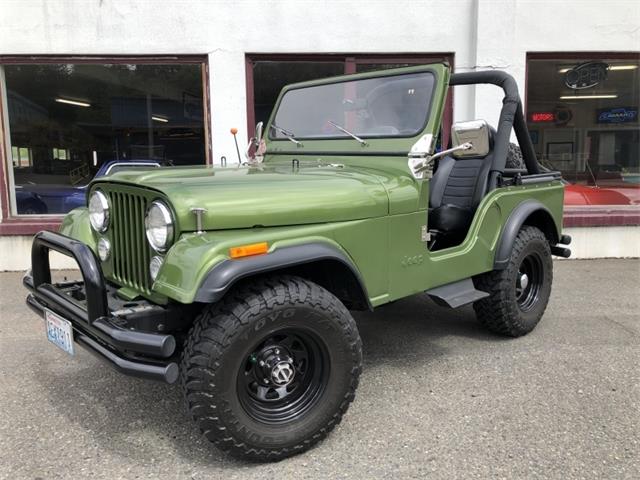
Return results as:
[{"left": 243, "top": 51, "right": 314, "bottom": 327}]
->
[{"left": 487, "top": 125, "right": 496, "bottom": 150}]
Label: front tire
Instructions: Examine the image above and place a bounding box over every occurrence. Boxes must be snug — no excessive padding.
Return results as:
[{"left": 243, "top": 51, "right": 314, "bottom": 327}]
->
[
  {"left": 473, "top": 226, "right": 553, "bottom": 337},
  {"left": 180, "top": 275, "right": 362, "bottom": 461}
]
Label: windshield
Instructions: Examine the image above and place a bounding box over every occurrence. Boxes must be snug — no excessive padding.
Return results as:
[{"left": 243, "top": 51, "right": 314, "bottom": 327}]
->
[{"left": 270, "top": 71, "right": 435, "bottom": 140}]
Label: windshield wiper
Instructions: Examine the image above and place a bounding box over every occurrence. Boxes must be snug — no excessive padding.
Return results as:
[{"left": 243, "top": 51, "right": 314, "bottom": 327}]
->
[
  {"left": 327, "top": 120, "right": 367, "bottom": 146},
  {"left": 270, "top": 123, "right": 303, "bottom": 146}
]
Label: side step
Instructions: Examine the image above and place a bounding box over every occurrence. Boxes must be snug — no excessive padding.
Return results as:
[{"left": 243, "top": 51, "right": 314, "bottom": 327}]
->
[{"left": 426, "top": 278, "right": 489, "bottom": 309}]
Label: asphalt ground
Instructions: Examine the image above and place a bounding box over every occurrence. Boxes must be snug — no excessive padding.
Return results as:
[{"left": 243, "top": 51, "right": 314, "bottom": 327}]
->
[{"left": 0, "top": 259, "right": 638, "bottom": 479}]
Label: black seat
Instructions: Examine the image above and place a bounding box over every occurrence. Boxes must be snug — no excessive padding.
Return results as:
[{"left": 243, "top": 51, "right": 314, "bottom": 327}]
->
[{"left": 428, "top": 128, "right": 495, "bottom": 244}]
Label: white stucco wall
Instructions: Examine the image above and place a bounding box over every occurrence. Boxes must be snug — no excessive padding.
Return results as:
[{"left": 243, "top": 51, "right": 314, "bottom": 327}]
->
[
  {"left": 0, "top": 0, "right": 638, "bottom": 269},
  {"left": 2, "top": 0, "right": 637, "bottom": 162},
  {"left": 0, "top": 0, "right": 478, "bottom": 162}
]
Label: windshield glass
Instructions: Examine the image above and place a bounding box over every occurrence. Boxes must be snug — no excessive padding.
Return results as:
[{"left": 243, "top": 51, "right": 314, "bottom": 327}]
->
[{"left": 270, "top": 71, "right": 435, "bottom": 140}]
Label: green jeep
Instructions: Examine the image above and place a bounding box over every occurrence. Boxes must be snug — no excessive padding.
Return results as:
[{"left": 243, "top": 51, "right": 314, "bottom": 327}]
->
[{"left": 24, "top": 64, "right": 571, "bottom": 461}]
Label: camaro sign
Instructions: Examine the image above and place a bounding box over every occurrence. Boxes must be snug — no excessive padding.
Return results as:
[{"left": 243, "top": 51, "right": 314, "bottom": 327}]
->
[{"left": 597, "top": 107, "right": 638, "bottom": 124}]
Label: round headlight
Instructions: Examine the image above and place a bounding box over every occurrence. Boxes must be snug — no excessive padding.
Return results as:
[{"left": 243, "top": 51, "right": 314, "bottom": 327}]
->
[
  {"left": 145, "top": 201, "right": 174, "bottom": 252},
  {"left": 89, "top": 190, "right": 110, "bottom": 232},
  {"left": 149, "top": 255, "right": 163, "bottom": 281},
  {"left": 97, "top": 237, "right": 111, "bottom": 261}
]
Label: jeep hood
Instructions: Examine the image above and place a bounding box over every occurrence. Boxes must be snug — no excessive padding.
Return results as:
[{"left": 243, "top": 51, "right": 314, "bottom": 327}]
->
[{"left": 97, "top": 163, "right": 390, "bottom": 231}]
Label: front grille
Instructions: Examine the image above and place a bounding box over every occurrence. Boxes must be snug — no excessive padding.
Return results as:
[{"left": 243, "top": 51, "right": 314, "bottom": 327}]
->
[{"left": 107, "top": 190, "right": 151, "bottom": 295}]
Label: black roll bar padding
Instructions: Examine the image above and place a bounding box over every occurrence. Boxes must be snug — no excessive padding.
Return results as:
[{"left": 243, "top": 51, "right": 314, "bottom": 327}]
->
[
  {"left": 449, "top": 71, "right": 541, "bottom": 188},
  {"left": 31, "top": 230, "right": 108, "bottom": 323}
]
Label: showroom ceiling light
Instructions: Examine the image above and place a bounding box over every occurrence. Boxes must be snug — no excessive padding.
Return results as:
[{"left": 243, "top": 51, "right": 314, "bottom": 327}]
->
[
  {"left": 610, "top": 65, "right": 639, "bottom": 71},
  {"left": 55, "top": 97, "right": 91, "bottom": 107},
  {"left": 558, "top": 65, "right": 638, "bottom": 73},
  {"left": 152, "top": 115, "right": 169, "bottom": 123},
  {"left": 559, "top": 94, "right": 618, "bottom": 100}
]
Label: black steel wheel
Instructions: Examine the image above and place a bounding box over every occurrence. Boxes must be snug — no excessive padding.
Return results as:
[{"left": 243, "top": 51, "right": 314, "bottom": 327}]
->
[
  {"left": 180, "top": 275, "right": 362, "bottom": 461},
  {"left": 474, "top": 226, "right": 553, "bottom": 337},
  {"left": 515, "top": 252, "right": 544, "bottom": 312},
  {"left": 237, "top": 329, "right": 329, "bottom": 425}
]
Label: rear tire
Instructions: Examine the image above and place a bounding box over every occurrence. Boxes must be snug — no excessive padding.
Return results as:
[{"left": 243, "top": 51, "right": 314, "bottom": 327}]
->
[
  {"left": 180, "top": 275, "right": 362, "bottom": 461},
  {"left": 473, "top": 226, "right": 553, "bottom": 337}
]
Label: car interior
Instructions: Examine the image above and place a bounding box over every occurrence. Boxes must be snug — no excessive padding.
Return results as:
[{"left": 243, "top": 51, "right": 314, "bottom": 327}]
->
[{"left": 428, "top": 120, "right": 497, "bottom": 251}]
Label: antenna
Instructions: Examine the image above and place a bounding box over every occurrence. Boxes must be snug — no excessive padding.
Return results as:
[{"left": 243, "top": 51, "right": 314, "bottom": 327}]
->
[{"left": 230, "top": 128, "right": 242, "bottom": 163}]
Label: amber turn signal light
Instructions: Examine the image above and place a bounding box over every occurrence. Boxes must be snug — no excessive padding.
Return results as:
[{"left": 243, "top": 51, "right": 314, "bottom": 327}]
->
[{"left": 229, "top": 242, "right": 269, "bottom": 259}]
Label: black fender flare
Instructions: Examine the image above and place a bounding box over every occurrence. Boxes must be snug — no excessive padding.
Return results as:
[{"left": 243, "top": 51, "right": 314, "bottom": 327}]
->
[
  {"left": 494, "top": 200, "right": 560, "bottom": 270},
  {"left": 194, "top": 242, "right": 371, "bottom": 308}
]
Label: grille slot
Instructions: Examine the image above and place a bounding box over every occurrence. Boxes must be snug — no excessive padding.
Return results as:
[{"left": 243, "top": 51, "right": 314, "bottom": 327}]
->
[{"left": 108, "top": 191, "right": 150, "bottom": 294}]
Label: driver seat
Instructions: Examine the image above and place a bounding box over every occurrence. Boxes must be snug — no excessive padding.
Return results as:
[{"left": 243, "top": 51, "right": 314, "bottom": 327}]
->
[{"left": 428, "top": 127, "right": 496, "bottom": 245}]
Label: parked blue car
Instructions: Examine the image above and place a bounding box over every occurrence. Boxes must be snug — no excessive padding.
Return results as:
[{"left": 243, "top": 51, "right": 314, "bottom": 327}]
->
[{"left": 16, "top": 160, "right": 161, "bottom": 215}]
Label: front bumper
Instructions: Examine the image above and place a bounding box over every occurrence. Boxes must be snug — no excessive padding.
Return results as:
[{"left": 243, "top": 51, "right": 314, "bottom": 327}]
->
[{"left": 23, "top": 231, "right": 179, "bottom": 384}]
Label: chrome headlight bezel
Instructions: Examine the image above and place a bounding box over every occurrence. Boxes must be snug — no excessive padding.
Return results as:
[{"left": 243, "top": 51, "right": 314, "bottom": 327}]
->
[
  {"left": 89, "top": 189, "right": 110, "bottom": 233},
  {"left": 145, "top": 200, "right": 174, "bottom": 253}
]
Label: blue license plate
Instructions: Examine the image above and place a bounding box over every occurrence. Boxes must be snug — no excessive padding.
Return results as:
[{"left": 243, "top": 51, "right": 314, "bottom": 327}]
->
[{"left": 45, "top": 309, "right": 75, "bottom": 356}]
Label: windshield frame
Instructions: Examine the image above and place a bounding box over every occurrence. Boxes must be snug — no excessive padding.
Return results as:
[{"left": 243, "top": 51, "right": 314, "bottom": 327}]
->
[{"left": 266, "top": 66, "right": 440, "bottom": 144}]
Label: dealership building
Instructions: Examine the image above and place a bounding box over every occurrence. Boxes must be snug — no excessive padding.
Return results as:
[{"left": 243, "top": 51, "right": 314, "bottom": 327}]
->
[{"left": 0, "top": 0, "right": 638, "bottom": 270}]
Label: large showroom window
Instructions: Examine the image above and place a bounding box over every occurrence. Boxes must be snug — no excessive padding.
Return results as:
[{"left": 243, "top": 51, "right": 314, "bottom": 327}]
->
[
  {"left": 526, "top": 53, "right": 639, "bottom": 213},
  {"left": 245, "top": 54, "right": 454, "bottom": 146},
  {"left": 0, "top": 56, "right": 208, "bottom": 226}
]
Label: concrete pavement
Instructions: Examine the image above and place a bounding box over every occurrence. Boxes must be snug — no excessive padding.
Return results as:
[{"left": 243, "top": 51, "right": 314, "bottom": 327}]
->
[{"left": 0, "top": 259, "right": 638, "bottom": 479}]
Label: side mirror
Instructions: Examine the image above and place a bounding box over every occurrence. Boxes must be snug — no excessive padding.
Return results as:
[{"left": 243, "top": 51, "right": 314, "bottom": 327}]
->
[{"left": 450, "top": 119, "right": 491, "bottom": 158}]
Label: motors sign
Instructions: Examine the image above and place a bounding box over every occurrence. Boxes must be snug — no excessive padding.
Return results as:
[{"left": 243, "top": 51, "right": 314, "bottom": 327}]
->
[{"left": 564, "top": 62, "right": 609, "bottom": 90}]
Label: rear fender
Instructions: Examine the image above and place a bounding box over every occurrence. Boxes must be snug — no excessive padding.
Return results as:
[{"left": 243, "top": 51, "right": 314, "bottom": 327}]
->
[{"left": 494, "top": 200, "right": 560, "bottom": 269}]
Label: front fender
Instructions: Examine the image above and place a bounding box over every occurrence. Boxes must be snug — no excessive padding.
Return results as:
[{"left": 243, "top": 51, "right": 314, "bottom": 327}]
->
[
  {"left": 152, "top": 226, "right": 365, "bottom": 304},
  {"left": 193, "top": 242, "right": 369, "bottom": 305},
  {"left": 58, "top": 207, "right": 96, "bottom": 252}
]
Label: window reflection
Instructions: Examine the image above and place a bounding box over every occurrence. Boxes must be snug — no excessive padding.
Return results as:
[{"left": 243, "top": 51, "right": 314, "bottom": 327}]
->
[
  {"left": 4, "top": 63, "right": 206, "bottom": 215},
  {"left": 272, "top": 72, "right": 435, "bottom": 139},
  {"left": 526, "top": 56, "right": 640, "bottom": 205}
]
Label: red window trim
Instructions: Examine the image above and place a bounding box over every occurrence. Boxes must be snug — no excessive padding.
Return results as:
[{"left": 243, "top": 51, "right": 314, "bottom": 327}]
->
[
  {"left": 0, "top": 54, "right": 211, "bottom": 235},
  {"left": 0, "top": 218, "right": 61, "bottom": 235},
  {"left": 1, "top": 208, "right": 636, "bottom": 235}
]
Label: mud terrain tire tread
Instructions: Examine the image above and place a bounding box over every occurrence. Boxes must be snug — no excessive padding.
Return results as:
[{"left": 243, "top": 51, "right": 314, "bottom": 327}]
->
[
  {"left": 180, "top": 275, "right": 362, "bottom": 461},
  {"left": 473, "top": 226, "right": 553, "bottom": 337},
  {"left": 506, "top": 142, "right": 526, "bottom": 170}
]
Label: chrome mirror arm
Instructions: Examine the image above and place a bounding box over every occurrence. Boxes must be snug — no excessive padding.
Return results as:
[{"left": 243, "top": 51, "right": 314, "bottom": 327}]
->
[
  {"left": 423, "top": 142, "right": 473, "bottom": 167},
  {"left": 408, "top": 142, "right": 473, "bottom": 179}
]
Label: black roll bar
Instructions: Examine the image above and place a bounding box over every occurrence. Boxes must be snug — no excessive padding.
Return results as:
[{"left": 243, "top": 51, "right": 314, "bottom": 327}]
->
[{"left": 449, "top": 71, "right": 541, "bottom": 190}]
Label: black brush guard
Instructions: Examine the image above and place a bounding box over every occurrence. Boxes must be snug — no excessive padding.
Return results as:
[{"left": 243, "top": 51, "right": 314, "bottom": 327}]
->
[{"left": 23, "top": 231, "right": 179, "bottom": 384}]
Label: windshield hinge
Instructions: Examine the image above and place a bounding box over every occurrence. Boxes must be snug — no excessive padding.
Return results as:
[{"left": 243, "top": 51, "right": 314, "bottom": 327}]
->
[
  {"left": 407, "top": 134, "right": 435, "bottom": 179},
  {"left": 421, "top": 225, "right": 431, "bottom": 242}
]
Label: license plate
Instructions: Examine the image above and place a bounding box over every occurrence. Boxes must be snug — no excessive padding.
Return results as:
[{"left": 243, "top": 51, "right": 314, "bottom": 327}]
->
[{"left": 45, "top": 309, "right": 75, "bottom": 356}]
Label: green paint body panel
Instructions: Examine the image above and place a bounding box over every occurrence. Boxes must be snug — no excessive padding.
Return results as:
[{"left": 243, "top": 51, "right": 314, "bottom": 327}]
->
[
  {"left": 59, "top": 208, "right": 96, "bottom": 251},
  {"left": 58, "top": 63, "right": 565, "bottom": 310}
]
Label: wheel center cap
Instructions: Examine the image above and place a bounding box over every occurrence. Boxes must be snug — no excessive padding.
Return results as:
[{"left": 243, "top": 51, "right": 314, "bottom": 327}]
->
[
  {"left": 271, "top": 360, "right": 295, "bottom": 386},
  {"left": 518, "top": 272, "right": 529, "bottom": 291}
]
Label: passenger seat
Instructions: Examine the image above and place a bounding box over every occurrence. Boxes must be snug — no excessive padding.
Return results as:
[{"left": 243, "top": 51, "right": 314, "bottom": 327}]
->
[{"left": 428, "top": 127, "right": 496, "bottom": 245}]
